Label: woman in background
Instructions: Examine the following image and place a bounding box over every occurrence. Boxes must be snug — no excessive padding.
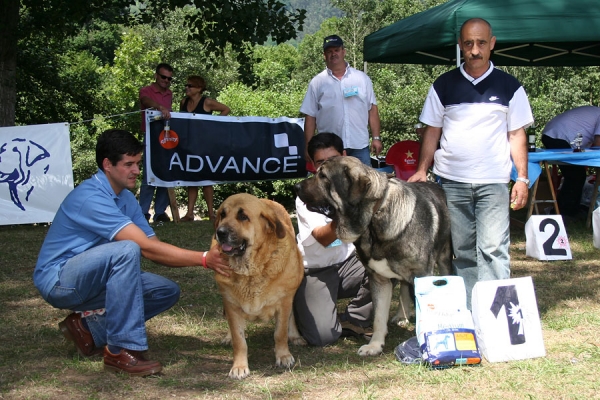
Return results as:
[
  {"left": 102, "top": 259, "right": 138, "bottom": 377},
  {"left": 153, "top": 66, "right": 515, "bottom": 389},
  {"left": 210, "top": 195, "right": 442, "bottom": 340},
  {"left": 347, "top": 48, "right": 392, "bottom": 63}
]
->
[{"left": 179, "top": 75, "right": 230, "bottom": 222}]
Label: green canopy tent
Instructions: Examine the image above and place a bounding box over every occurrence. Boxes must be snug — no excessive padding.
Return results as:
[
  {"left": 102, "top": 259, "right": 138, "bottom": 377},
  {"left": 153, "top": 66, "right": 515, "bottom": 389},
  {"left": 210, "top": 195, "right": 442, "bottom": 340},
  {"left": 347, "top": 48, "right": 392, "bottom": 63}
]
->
[{"left": 363, "top": 0, "right": 600, "bottom": 67}]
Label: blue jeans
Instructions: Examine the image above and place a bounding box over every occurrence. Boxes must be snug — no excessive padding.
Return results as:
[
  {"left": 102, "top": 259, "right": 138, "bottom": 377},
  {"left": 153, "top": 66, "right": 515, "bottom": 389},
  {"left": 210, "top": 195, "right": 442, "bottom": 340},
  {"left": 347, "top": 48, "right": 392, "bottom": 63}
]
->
[
  {"left": 345, "top": 147, "right": 371, "bottom": 166},
  {"left": 440, "top": 178, "right": 510, "bottom": 309},
  {"left": 139, "top": 153, "right": 169, "bottom": 219},
  {"left": 45, "top": 241, "right": 180, "bottom": 350}
]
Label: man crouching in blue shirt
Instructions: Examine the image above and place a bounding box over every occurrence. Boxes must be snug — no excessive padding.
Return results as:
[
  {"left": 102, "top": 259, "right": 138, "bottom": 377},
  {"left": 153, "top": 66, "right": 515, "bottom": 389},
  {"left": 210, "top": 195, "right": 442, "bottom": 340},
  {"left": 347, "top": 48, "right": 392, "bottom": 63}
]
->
[{"left": 34, "top": 129, "right": 231, "bottom": 377}]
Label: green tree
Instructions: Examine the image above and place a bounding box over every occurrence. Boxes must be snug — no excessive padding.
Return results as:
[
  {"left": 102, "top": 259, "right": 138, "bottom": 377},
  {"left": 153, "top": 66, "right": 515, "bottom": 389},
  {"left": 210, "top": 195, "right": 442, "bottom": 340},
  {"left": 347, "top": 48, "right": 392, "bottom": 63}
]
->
[
  {"left": 330, "top": 0, "right": 447, "bottom": 68},
  {"left": 75, "top": 6, "right": 238, "bottom": 183},
  {"left": 254, "top": 43, "right": 302, "bottom": 89},
  {"left": 134, "top": 0, "right": 306, "bottom": 87},
  {"left": 292, "top": 0, "right": 451, "bottom": 148},
  {"left": 287, "top": 0, "right": 342, "bottom": 41},
  {"left": 98, "top": 6, "right": 242, "bottom": 135},
  {"left": 2, "top": 1, "right": 131, "bottom": 127},
  {"left": 1, "top": 1, "right": 306, "bottom": 127}
]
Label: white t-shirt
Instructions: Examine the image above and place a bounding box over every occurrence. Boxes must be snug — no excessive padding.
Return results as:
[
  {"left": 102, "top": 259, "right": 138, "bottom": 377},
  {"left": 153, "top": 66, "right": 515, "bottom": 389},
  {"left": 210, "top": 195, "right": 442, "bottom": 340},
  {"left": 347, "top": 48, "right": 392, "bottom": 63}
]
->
[
  {"left": 420, "top": 62, "right": 534, "bottom": 183},
  {"left": 295, "top": 196, "right": 354, "bottom": 269}
]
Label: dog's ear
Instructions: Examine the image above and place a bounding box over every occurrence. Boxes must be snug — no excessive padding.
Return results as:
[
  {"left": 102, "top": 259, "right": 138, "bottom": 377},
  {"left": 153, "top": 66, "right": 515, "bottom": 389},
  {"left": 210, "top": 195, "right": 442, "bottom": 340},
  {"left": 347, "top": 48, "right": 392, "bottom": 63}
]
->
[
  {"left": 258, "top": 199, "right": 288, "bottom": 239},
  {"left": 213, "top": 203, "right": 225, "bottom": 229},
  {"left": 274, "top": 219, "right": 287, "bottom": 239},
  {"left": 345, "top": 166, "right": 371, "bottom": 206},
  {"left": 261, "top": 210, "right": 287, "bottom": 239}
]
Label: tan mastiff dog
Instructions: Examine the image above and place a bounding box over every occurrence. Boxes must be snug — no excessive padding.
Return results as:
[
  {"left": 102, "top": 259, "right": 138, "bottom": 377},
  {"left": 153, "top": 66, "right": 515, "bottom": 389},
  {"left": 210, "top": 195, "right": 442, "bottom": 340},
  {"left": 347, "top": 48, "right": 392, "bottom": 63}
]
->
[{"left": 212, "top": 193, "right": 306, "bottom": 379}]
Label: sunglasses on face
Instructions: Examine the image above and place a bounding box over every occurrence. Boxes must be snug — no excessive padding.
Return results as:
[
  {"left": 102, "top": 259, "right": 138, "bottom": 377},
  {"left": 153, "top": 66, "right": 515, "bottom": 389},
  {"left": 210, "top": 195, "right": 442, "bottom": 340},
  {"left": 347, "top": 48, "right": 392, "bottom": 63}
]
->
[
  {"left": 158, "top": 74, "right": 173, "bottom": 81},
  {"left": 184, "top": 84, "right": 198, "bottom": 88}
]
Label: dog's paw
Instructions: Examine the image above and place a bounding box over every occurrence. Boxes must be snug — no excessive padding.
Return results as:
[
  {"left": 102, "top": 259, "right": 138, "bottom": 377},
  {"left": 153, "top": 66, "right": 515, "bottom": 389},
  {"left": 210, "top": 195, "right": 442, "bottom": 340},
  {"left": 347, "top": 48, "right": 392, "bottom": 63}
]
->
[
  {"left": 275, "top": 353, "right": 296, "bottom": 369},
  {"left": 357, "top": 342, "right": 384, "bottom": 357},
  {"left": 289, "top": 335, "right": 307, "bottom": 346},
  {"left": 228, "top": 365, "right": 250, "bottom": 380},
  {"left": 221, "top": 336, "right": 232, "bottom": 346}
]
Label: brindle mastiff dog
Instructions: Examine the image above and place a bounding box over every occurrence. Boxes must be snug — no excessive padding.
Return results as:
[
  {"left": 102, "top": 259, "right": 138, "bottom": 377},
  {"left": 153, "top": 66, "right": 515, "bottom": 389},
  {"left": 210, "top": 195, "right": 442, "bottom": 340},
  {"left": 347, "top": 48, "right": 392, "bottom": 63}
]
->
[
  {"left": 295, "top": 156, "right": 452, "bottom": 356},
  {"left": 212, "top": 193, "right": 306, "bottom": 379}
]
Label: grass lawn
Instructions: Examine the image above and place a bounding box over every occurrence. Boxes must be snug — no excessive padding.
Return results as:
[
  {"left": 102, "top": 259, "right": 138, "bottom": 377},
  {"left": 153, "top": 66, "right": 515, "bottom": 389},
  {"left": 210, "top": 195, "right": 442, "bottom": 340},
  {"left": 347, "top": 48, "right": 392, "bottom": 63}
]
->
[{"left": 0, "top": 214, "right": 599, "bottom": 399}]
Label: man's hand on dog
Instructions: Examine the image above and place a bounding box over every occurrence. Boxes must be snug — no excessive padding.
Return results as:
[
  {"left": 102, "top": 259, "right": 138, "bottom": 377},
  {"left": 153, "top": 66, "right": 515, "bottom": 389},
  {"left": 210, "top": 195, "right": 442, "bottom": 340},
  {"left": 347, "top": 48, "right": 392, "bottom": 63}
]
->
[
  {"left": 407, "top": 171, "right": 427, "bottom": 183},
  {"left": 205, "top": 247, "right": 232, "bottom": 276}
]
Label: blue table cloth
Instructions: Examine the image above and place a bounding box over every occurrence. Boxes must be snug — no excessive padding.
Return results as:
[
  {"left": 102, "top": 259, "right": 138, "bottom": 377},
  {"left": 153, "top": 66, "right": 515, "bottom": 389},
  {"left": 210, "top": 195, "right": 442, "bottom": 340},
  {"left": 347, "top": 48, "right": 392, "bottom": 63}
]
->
[{"left": 511, "top": 148, "right": 600, "bottom": 188}]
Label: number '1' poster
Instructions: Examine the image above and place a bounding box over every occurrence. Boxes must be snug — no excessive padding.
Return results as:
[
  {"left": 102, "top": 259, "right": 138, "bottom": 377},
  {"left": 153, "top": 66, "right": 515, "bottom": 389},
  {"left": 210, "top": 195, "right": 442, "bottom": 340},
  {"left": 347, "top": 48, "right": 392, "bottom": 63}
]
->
[{"left": 472, "top": 277, "right": 546, "bottom": 363}]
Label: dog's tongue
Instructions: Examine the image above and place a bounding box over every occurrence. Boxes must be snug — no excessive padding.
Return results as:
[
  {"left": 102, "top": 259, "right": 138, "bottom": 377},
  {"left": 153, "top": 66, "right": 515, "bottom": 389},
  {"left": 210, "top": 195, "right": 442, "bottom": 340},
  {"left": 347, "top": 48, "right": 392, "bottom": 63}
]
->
[{"left": 221, "top": 243, "right": 233, "bottom": 252}]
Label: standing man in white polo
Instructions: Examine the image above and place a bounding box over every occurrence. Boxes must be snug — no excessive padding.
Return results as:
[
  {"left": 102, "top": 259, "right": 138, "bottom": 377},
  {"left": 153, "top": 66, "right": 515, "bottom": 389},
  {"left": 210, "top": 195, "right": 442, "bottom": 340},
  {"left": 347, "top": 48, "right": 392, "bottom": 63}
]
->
[
  {"left": 300, "top": 35, "right": 382, "bottom": 166},
  {"left": 409, "top": 18, "right": 534, "bottom": 308}
]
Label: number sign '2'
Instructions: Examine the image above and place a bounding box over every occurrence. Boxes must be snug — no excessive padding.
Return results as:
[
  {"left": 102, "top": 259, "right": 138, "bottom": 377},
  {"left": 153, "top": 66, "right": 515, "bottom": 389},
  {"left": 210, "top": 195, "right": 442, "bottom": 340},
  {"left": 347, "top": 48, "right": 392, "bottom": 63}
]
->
[{"left": 525, "top": 215, "right": 572, "bottom": 260}]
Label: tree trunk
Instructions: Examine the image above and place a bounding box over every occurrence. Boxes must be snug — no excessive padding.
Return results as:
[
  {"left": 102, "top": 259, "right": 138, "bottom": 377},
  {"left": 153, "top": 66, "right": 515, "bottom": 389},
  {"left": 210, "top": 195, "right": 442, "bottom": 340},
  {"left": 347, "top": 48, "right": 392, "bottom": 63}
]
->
[{"left": 0, "top": 0, "right": 19, "bottom": 127}]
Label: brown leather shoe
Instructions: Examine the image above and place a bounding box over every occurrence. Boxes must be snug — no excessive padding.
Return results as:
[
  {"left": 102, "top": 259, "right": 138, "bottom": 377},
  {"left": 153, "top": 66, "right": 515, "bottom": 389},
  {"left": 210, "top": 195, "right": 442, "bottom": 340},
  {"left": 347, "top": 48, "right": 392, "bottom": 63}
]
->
[
  {"left": 59, "top": 313, "right": 103, "bottom": 357},
  {"left": 103, "top": 347, "right": 163, "bottom": 377}
]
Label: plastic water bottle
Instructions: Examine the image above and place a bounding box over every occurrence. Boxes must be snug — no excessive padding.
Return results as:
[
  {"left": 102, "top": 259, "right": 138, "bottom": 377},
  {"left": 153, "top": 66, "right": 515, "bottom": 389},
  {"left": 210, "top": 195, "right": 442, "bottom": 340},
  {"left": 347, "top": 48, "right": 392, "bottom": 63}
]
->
[
  {"left": 163, "top": 119, "right": 171, "bottom": 138},
  {"left": 528, "top": 133, "right": 536, "bottom": 152}
]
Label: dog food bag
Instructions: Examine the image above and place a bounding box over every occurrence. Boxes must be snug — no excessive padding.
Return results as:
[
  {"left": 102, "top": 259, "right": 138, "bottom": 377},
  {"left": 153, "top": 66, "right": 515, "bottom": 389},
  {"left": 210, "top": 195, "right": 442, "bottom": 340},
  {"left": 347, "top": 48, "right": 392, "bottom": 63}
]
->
[
  {"left": 394, "top": 336, "right": 422, "bottom": 365},
  {"left": 415, "top": 276, "right": 482, "bottom": 368}
]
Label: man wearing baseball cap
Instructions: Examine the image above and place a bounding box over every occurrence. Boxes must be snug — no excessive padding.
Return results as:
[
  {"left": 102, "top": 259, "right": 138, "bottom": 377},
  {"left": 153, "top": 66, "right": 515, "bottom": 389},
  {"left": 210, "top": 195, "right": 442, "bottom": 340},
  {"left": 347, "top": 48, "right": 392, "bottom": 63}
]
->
[{"left": 300, "top": 35, "right": 382, "bottom": 166}]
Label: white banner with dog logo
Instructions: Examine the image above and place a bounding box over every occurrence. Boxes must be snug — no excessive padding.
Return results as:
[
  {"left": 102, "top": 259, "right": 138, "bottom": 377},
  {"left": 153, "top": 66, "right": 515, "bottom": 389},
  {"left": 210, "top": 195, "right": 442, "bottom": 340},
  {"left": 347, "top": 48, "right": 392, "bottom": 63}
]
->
[{"left": 0, "top": 123, "right": 73, "bottom": 225}]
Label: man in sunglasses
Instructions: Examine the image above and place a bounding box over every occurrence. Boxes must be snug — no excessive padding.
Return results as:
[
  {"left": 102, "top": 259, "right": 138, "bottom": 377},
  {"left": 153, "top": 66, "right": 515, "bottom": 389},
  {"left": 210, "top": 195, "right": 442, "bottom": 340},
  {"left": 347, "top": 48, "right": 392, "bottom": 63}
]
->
[{"left": 139, "top": 63, "right": 174, "bottom": 223}]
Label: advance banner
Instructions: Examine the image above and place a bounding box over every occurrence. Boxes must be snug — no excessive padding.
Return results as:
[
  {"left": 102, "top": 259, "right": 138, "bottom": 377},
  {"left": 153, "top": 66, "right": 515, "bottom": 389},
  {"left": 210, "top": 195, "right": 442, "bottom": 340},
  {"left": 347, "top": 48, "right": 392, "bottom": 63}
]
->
[
  {"left": 145, "top": 111, "right": 307, "bottom": 187},
  {"left": 0, "top": 123, "right": 74, "bottom": 225}
]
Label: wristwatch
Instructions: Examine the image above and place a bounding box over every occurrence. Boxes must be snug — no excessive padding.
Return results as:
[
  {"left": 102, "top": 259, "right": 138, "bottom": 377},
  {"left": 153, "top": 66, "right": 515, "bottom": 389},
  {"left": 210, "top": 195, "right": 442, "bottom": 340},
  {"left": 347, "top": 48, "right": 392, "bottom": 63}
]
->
[
  {"left": 372, "top": 136, "right": 381, "bottom": 141},
  {"left": 516, "top": 177, "right": 530, "bottom": 186}
]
